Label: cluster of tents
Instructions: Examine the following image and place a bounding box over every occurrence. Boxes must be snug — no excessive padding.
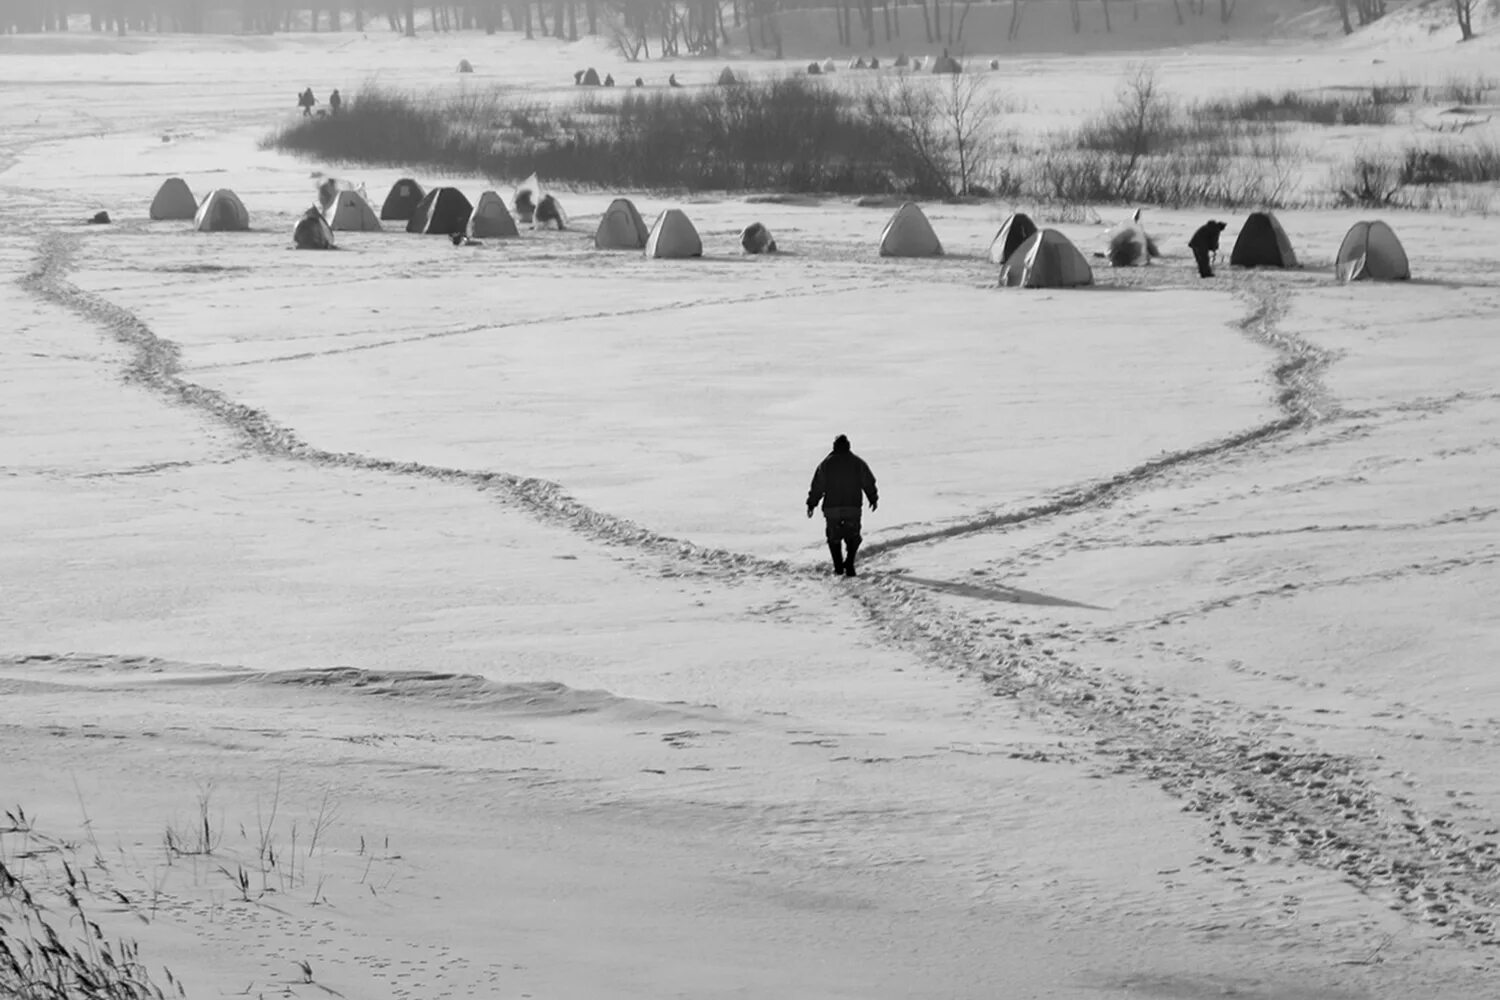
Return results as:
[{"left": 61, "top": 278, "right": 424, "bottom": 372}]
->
[
  {"left": 806, "top": 52, "right": 971, "bottom": 75},
  {"left": 148, "top": 175, "right": 1411, "bottom": 282}
]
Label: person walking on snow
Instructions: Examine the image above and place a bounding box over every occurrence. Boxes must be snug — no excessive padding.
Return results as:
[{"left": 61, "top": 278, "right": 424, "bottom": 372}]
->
[
  {"left": 297, "top": 87, "right": 316, "bottom": 117},
  {"left": 807, "top": 434, "right": 878, "bottom": 577}
]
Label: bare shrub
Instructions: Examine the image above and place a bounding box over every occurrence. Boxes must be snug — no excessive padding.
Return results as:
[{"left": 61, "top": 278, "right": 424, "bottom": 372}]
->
[
  {"left": 2, "top": 811, "right": 178, "bottom": 1000},
  {"left": 1422, "top": 73, "right": 1494, "bottom": 104},
  {"left": 1194, "top": 89, "right": 1395, "bottom": 126},
  {"left": 1331, "top": 150, "right": 1405, "bottom": 207}
]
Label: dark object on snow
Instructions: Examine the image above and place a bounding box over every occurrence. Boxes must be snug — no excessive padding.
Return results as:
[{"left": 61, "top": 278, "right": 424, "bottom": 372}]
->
[
  {"left": 893, "top": 52, "right": 909, "bottom": 68},
  {"left": 634, "top": 76, "right": 644, "bottom": 87},
  {"left": 1189, "top": 219, "right": 1228, "bottom": 278},
  {"left": 407, "top": 187, "right": 473, "bottom": 236},
  {"left": 380, "top": 177, "right": 425, "bottom": 221},
  {"left": 458, "top": 59, "right": 473, "bottom": 73},
  {"left": 740, "top": 221, "right": 777, "bottom": 254},
  {"left": 514, "top": 188, "right": 535, "bottom": 224},
  {"left": 297, "top": 87, "right": 316, "bottom": 116},
  {"left": 328, "top": 89, "right": 342, "bottom": 113},
  {"left": 534, "top": 194, "right": 567, "bottom": 230},
  {"left": 604, "top": 74, "right": 615, "bottom": 87},
  {"left": 88, "top": 210, "right": 111, "bottom": 224},
  {"left": 669, "top": 73, "right": 683, "bottom": 88},
  {"left": 573, "top": 69, "right": 584, "bottom": 84},
  {"left": 806, "top": 434, "right": 879, "bottom": 578},
  {"left": 582, "top": 67, "right": 601, "bottom": 86},
  {"left": 807, "top": 62, "right": 822, "bottom": 75},
  {"left": 868, "top": 56, "right": 880, "bottom": 69},
  {"left": 293, "top": 206, "right": 335, "bottom": 249}
]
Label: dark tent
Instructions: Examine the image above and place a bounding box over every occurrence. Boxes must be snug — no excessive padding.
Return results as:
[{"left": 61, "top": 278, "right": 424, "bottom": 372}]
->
[
  {"left": 407, "top": 187, "right": 473, "bottom": 235},
  {"left": 987, "top": 211, "right": 1038, "bottom": 265},
  {"left": 1229, "top": 211, "right": 1298, "bottom": 269},
  {"left": 581, "top": 67, "right": 601, "bottom": 86},
  {"left": 380, "top": 178, "right": 426, "bottom": 221}
]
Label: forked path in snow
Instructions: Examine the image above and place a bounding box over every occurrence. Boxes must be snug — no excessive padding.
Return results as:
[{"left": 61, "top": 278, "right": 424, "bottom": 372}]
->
[{"left": 23, "top": 223, "right": 1500, "bottom": 961}]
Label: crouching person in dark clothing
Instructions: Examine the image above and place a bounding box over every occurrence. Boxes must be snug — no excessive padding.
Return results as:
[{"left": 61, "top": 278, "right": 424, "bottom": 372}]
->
[
  {"left": 806, "top": 434, "right": 879, "bottom": 577},
  {"left": 1189, "top": 219, "right": 1227, "bottom": 278}
]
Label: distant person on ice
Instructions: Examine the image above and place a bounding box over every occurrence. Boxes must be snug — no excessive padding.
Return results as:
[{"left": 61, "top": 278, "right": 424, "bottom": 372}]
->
[
  {"left": 328, "top": 89, "right": 342, "bottom": 114},
  {"left": 806, "top": 434, "right": 878, "bottom": 577},
  {"left": 297, "top": 87, "right": 316, "bottom": 117}
]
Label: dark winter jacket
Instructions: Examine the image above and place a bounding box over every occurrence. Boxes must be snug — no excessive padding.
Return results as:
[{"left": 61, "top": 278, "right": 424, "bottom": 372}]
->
[
  {"left": 1189, "top": 220, "right": 1227, "bottom": 253},
  {"left": 807, "top": 451, "right": 878, "bottom": 513}
]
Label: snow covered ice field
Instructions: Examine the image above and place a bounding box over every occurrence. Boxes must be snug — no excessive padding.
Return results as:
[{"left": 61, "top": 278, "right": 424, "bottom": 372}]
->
[{"left": 2, "top": 21, "right": 1500, "bottom": 1000}]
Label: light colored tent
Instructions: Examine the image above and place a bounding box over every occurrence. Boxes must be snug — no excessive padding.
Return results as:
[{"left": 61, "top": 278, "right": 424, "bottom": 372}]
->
[
  {"left": 325, "top": 189, "right": 381, "bottom": 231},
  {"left": 293, "top": 207, "right": 336, "bottom": 249},
  {"left": 594, "top": 197, "right": 650, "bottom": 249},
  {"left": 821, "top": 58, "right": 837, "bottom": 72},
  {"left": 469, "top": 190, "right": 520, "bottom": 238},
  {"left": 999, "top": 229, "right": 1094, "bottom": 288},
  {"left": 878, "top": 202, "right": 942, "bottom": 257},
  {"left": 1336, "top": 219, "right": 1410, "bottom": 282},
  {"left": 1106, "top": 217, "right": 1153, "bottom": 267},
  {"left": 645, "top": 208, "right": 703, "bottom": 258},
  {"left": 1230, "top": 211, "right": 1297, "bottom": 268},
  {"left": 194, "top": 188, "right": 249, "bottom": 232},
  {"left": 988, "top": 211, "right": 1038, "bottom": 265},
  {"left": 149, "top": 177, "right": 197, "bottom": 220}
]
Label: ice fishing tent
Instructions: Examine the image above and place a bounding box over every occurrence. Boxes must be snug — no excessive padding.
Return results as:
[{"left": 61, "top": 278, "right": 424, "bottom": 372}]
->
[
  {"left": 999, "top": 229, "right": 1093, "bottom": 288},
  {"left": 468, "top": 190, "right": 519, "bottom": 238},
  {"left": 293, "top": 207, "right": 336, "bottom": 249},
  {"left": 380, "top": 178, "right": 425, "bottom": 221},
  {"left": 194, "top": 189, "right": 249, "bottom": 232},
  {"left": 878, "top": 202, "right": 942, "bottom": 257},
  {"left": 717, "top": 66, "right": 738, "bottom": 85},
  {"left": 594, "top": 197, "right": 650, "bottom": 249},
  {"left": 325, "top": 189, "right": 381, "bottom": 231},
  {"left": 407, "top": 187, "right": 473, "bottom": 235},
  {"left": 149, "top": 177, "right": 197, "bottom": 220},
  {"left": 987, "top": 211, "right": 1037, "bottom": 265},
  {"left": 1229, "top": 211, "right": 1297, "bottom": 268},
  {"left": 1335, "top": 220, "right": 1410, "bottom": 282},
  {"left": 645, "top": 209, "right": 703, "bottom": 258},
  {"left": 821, "top": 58, "right": 837, "bottom": 72}
]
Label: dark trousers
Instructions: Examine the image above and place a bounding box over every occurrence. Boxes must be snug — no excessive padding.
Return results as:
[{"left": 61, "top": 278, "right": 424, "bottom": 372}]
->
[
  {"left": 824, "top": 509, "right": 862, "bottom": 573},
  {"left": 1192, "top": 246, "right": 1214, "bottom": 278}
]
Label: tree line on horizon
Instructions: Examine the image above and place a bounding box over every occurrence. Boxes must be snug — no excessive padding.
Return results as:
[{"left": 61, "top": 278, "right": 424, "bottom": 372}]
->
[{"left": 0, "top": 0, "right": 1478, "bottom": 53}]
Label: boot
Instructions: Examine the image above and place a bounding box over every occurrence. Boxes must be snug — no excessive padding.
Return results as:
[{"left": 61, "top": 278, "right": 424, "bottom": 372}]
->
[
  {"left": 827, "top": 541, "right": 846, "bottom": 576},
  {"left": 844, "top": 541, "right": 860, "bottom": 578}
]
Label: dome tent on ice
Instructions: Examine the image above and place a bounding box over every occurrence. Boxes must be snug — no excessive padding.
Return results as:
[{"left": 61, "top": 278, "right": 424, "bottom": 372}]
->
[
  {"left": 407, "top": 187, "right": 473, "bottom": 235},
  {"left": 987, "top": 211, "right": 1037, "bottom": 265},
  {"left": 1336, "top": 219, "right": 1410, "bottom": 282},
  {"left": 149, "top": 177, "right": 197, "bottom": 220},
  {"left": 998, "top": 229, "right": 1093, "bottom": 288},
  {"left": 325, "top": 188, "right": 381, "bottom": 231},
  {"left": 468, "top": 191, "right": 520, "bottom": 238},
  {"left": 1229, "top": 211, "right": 1297, "bottom": 268},
  {"left": 380, "top": 178, "right": 425, "bottom": 221},
  {"left": 645, "top": 208, "right": 702, "bottom": 258},
  {"left": 878, "top": 202, "right": 942, "bottom": 257},
  {"left": 594, "top": 197, "right": 650, "bottom": 249},
  {"left": 194, "top": 188, "right": 249, "bottom": 231}
]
